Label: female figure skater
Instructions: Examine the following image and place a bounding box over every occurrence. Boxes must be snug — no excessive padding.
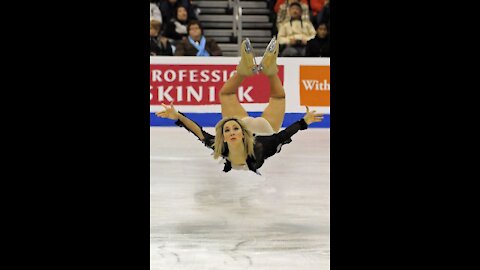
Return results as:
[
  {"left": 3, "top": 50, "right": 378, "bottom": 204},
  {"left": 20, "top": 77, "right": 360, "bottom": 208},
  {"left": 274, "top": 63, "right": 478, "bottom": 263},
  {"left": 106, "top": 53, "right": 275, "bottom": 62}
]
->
[{"left": 155, "top": 37, "right": 324, "bottom": 174}]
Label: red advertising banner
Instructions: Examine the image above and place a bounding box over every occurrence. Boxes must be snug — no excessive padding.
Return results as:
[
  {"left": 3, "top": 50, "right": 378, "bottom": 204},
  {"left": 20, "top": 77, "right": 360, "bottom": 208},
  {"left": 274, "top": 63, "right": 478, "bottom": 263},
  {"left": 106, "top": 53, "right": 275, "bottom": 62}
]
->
[{"left": 150, "top": 64, "right": 284, "bottom": 105}]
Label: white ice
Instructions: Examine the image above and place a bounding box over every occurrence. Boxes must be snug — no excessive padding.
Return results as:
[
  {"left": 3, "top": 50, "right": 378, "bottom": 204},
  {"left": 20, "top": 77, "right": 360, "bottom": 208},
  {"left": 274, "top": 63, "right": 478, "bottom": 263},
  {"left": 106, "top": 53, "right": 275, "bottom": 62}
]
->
[{"left": 150, "top": 127, "right": 330, "bottom": 269}]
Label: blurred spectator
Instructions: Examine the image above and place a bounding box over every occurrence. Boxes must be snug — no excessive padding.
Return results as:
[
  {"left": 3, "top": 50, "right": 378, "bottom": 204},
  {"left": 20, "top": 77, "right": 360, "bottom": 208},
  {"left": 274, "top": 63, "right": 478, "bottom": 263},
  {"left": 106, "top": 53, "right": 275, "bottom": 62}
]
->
[
  {"left": 315, "top": 0, "right": 330, "bottom": 29},
  {"left": 175, "top": 21, "right": 222, "bottom": 56},
  {"left": 305, "top": 22, "right": 329, "bottom": 57},
  {"left": 274, "top": 0, "right": 308, "bottom": 13},
  {"left": 164, "top": 6, "right": 191, "bottom": 43},
  {"left": 276, "top": 0, "right": 310, "bottom": 29},
  {"left": 160, "top": 0, "right": 198, "bottom": 24},
  {"left": 277, "top": 2, "right": 316, "bottom": 56},
  {"left": 150, "top": 0, "right": 162, "bottom": 23},
  {"left": 150, "top": 20, "right": 174, "bottom": 56},
  {"left": 308, "top": 0, "right": 328, "bottom": 18}
]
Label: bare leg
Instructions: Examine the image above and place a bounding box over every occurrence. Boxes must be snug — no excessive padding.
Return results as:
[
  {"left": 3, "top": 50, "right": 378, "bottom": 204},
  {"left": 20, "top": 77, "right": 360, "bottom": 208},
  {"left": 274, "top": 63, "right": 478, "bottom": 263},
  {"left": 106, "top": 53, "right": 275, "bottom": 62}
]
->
[
  {"left": 259, "top": 38, "right": 285, "bottom": 132},
  {"left": 219, "top": 40, "right": 256, "bottom": 119},
  {"left": 219, "top": 73, "right": 249, "bottom": 118},
  {"left": 261, "top": 74, "right": 285, "bottom": 132}
]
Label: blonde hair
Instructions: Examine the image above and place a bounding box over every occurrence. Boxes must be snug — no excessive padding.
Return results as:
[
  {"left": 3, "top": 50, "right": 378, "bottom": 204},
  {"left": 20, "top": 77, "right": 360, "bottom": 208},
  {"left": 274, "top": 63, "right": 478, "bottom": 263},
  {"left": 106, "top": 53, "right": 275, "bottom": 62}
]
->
[{"left": 212, "top": 117, "right": 255, "bottom": 160}]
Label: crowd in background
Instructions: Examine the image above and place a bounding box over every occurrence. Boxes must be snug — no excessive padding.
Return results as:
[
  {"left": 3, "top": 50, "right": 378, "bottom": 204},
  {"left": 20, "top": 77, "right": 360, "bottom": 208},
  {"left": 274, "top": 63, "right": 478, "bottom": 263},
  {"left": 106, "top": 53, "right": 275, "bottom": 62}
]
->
[{"left": 150, "top": 0, "right": 329, "bottom": 57}]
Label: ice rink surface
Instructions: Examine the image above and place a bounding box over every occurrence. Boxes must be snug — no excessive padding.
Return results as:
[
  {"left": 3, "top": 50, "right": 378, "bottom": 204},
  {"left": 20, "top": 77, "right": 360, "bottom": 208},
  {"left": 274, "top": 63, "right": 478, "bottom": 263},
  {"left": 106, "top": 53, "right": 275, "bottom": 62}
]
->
[{"left": 150, "top": 127, "right": 330, "bottom": 269}]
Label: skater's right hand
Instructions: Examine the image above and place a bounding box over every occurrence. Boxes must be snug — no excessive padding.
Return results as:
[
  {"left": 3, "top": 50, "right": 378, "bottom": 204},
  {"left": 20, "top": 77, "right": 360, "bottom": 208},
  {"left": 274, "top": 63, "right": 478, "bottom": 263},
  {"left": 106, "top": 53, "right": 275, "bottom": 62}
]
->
[{"left": 155, "top": 102, "right": 179, "bottom": 120}]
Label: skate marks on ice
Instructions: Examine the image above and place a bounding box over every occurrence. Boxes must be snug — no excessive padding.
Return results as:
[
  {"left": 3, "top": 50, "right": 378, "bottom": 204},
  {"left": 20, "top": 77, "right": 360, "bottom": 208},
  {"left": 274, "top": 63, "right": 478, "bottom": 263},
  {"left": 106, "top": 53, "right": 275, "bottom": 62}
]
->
[{"left": 150, "top": 128, "right": 330, "bottom": 269}]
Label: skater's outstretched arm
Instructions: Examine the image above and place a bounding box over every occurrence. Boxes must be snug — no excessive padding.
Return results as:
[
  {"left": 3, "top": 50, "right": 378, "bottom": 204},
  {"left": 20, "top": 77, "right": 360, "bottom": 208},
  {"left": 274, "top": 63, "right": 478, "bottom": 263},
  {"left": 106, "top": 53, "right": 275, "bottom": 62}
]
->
[
  {"left": 155, "top": 102, "right": 215, "bottom": 147},
  {"left": 277, "top": 106, "right": 324, "bottom": 142},
  {"left": 254, "top": 106, "right": 324, "bottom": 160}
]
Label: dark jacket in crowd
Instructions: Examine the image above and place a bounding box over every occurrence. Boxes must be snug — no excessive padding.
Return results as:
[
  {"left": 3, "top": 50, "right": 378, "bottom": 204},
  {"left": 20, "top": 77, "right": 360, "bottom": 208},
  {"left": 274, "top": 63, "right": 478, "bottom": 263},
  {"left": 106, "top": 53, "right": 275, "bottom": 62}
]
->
[
  {"left": 150, "top": 36, "right": 174, "bottom": 56},
  {"left": 164, "top": 19, "right": 189, "bottom": 41},
  {"left": 305, "top": 35, "right": 330, "bottom": 57}
]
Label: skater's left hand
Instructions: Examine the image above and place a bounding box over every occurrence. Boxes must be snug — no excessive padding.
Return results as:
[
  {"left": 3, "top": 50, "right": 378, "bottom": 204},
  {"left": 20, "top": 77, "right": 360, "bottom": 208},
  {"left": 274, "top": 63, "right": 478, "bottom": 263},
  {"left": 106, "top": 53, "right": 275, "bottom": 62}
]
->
[{"left": 303, "top": 106, "right": 324, "bottom": 125}]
